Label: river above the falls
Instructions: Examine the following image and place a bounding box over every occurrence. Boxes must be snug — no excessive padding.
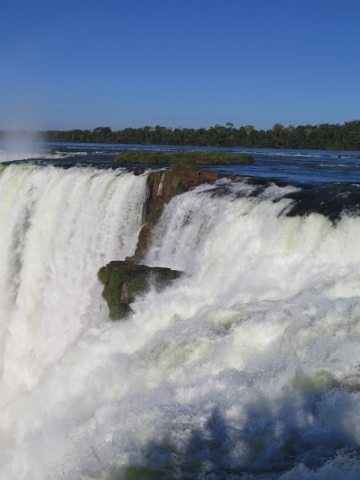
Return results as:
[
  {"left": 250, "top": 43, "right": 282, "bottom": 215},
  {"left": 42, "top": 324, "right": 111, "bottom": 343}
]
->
[{"left": 1, "top": 141, "right": 360, "bottom": 186}]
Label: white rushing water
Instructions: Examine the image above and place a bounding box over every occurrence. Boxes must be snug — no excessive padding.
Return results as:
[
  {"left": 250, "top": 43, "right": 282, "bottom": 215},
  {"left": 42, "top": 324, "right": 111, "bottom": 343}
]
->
[{"left": 0, "top": 165, "right": 360, "bottom": 479}]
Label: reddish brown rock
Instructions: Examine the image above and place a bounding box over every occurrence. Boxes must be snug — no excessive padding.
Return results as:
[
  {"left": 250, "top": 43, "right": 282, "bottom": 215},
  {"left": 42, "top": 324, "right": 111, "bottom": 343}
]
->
[{"left": 135, "top": 167, "right": 224, "bottom": 259}]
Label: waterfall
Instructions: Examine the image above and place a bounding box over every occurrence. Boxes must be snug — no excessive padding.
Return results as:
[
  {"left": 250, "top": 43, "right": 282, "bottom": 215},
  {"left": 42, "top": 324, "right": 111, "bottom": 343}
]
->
[{"left": 0, "top": 165, "right": 360, "bottom": 479}]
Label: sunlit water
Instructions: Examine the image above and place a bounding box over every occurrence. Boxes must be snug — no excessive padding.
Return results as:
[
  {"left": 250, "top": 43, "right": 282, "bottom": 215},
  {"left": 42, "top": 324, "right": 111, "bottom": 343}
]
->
[{"left": 0, "top": 144, "right": 360, "bottom": 479}]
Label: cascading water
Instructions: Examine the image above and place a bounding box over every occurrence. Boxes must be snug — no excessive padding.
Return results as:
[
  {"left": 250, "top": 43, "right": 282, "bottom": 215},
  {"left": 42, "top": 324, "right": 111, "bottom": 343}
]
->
[
  {"left": 0, "top": 165, "right": 147, "bottom": 479},
  {"left": 0, "top": 164, "right": 360, "bottom": 479}
]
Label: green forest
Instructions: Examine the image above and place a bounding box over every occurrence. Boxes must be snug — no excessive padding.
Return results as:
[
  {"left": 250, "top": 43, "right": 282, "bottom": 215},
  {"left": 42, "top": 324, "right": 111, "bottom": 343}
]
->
[{"left": 43, "top": 121, "right": 360, "bottom": 150}]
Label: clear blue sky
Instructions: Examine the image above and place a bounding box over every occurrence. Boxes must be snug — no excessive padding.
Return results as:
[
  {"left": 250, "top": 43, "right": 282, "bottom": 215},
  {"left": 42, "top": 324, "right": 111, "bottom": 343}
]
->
[{"left": 1, "top": 0, "right": 359, "bottom": 130}]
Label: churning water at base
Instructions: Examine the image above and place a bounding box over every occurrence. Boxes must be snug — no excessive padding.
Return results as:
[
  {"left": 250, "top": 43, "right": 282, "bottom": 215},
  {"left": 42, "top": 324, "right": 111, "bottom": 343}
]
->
[{"left": 0, "top": 164, "right": 360, "bottom": 479}]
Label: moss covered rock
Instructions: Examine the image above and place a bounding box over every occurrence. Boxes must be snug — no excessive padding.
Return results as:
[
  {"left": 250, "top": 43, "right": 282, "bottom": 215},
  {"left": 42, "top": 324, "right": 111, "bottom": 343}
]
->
[{"left": 98, "top": 259, "right": 182, "bottom": 320}]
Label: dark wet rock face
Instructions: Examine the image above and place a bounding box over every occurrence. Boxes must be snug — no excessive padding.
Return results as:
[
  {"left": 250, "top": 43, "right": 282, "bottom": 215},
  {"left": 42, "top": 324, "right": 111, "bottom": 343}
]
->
[
  {"left": 98, "top": 259, "right": 182, "bottom": 320},
  {"left": 283, "top": 184, "right": 360, "bottom": 222}
]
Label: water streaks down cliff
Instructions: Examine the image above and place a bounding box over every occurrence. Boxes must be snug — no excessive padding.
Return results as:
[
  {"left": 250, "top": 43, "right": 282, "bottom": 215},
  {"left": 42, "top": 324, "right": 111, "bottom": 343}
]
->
[{"left": 0, "top": 164, "right": 360, "bottom": 479}]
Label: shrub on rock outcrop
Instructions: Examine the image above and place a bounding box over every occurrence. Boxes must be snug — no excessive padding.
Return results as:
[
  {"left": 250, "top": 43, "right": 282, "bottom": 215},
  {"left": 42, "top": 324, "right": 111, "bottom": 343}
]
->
[{"left": 98, "top": 259, "right": 182, "bottom": 320}]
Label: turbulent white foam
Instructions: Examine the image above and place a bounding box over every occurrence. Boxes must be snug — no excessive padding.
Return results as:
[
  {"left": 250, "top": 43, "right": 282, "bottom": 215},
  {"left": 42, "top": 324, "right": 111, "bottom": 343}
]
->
[
  {"left": 0, "top": 165, "right": 148, "bottom": 478},
  {"left": 0, "top": 168, "right": 360, "bottom": 479}
]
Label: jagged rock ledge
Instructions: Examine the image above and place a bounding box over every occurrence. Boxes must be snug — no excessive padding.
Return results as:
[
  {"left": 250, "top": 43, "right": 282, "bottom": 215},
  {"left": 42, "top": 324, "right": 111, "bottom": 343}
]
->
[
  {"left": 98, "top": 259, "right": 182, "bottom": 320},
  {"left": 99, "top": 166, "right": 226, "bottom": 320}
]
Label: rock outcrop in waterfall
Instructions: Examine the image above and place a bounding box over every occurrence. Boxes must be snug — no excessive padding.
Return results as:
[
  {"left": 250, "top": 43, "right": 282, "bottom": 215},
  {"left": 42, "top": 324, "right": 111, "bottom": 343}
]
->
[{"left": 98, "top": 166, "right": 223, "bottom": 319}]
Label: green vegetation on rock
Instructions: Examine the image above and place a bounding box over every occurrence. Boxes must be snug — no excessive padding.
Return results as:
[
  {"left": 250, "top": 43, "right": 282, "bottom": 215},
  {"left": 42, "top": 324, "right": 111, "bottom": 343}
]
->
[
  {"left": 117, "top": 465, "right": 165, "bottom": 480},
  {"left": 113, "top": 150, "right": 255, "bottom": 167},
  {"left": 98, "top": 261, "right": 182, "bottom": 320}
]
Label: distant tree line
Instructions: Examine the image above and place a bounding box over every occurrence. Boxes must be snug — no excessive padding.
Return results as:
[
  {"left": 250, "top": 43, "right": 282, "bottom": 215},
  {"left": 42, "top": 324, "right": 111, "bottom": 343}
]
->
[{"left": 43, "top": 121, "right": 360, "bottom": 150}]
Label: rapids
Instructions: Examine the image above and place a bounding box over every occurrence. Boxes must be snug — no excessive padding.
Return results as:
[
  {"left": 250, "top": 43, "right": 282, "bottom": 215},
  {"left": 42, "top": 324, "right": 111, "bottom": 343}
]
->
[{"left": 0, "top": 164, "right": 360, "bottom": 479}]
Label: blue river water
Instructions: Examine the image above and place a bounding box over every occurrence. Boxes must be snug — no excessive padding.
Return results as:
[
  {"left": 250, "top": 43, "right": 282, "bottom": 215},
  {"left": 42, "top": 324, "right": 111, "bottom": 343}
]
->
[{"left": 3, "top": 142, "right": 360, "bottom": 186}]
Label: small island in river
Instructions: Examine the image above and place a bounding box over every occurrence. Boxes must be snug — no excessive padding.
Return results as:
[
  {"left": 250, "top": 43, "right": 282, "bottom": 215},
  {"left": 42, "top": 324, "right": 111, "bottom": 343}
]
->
[{"left": 113, "top": 150, "right": 255, "bottom": 167}]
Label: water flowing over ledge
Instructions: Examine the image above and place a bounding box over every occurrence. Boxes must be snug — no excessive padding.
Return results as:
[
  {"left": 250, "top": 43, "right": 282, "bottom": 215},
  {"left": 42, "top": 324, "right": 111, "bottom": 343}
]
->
[{"left": 0, "top": 163, "right": 360, "bottom": 479}]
